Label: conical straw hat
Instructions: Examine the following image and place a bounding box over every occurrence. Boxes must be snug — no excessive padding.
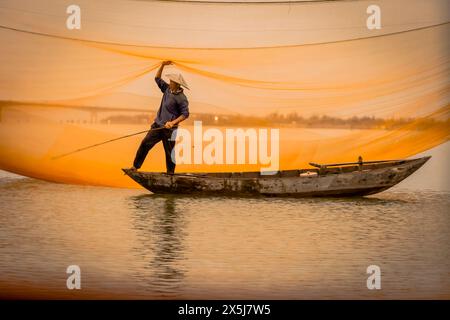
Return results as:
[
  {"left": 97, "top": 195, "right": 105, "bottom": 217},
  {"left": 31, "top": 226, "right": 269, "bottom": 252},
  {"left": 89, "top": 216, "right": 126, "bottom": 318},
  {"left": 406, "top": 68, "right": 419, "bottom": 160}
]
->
[{"left": 166, "top": 73, "right": 189, "bottom": 90}]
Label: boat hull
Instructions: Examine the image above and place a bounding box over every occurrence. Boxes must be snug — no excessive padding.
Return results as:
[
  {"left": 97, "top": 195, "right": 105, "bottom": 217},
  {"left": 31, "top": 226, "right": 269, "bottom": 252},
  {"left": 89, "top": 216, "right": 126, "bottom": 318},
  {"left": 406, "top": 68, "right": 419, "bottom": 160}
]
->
[{"left": 122, "top": 157, "right": 430, "bottom": 197}]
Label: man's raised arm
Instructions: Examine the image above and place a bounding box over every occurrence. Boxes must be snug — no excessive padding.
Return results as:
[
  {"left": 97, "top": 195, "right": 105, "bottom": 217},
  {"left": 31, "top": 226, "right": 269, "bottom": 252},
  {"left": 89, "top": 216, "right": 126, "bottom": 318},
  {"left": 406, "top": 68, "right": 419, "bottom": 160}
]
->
[
  {"left": 156, "top": 60, "right": 172, "bottom": 79},
  {"left": 154, "top": 61, "right": 172, "bottom": 92}
]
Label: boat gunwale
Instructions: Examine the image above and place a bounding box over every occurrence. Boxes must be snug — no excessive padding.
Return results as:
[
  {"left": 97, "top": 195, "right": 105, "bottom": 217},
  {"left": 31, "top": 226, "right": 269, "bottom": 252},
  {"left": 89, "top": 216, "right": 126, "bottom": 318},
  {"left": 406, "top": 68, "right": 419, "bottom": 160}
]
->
[{"left": 123, "top": 157, "right": 430, "bottom": 180}]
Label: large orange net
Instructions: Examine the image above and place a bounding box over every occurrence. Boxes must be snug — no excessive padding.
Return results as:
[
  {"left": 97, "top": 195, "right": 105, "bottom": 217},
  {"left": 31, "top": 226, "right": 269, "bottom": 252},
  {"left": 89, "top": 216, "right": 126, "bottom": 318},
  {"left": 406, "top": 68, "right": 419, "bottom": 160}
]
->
[{"left": 0, "top": 0, "right": 448, "bottom": 187}]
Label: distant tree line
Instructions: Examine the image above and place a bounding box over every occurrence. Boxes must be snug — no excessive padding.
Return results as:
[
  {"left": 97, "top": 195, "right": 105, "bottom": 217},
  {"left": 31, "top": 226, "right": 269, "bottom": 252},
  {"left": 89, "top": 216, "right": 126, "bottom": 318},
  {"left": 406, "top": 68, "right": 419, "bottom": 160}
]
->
[{"left": 100, "top": 111, "right": 448, "bottom": 131}]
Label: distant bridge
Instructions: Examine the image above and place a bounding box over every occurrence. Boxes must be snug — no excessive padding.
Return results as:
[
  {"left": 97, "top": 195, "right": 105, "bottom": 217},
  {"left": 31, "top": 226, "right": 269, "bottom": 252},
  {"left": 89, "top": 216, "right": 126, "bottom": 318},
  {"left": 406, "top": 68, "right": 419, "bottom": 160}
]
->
[{"left": 0, "top": 100, "right": 153, "bottom": 123}]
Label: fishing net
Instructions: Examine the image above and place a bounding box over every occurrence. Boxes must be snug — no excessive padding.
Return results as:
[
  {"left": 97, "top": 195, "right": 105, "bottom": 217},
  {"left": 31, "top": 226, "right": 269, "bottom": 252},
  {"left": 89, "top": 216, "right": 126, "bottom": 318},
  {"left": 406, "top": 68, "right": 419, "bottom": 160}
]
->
[{"left": 0, "top": 0, "right": 449, "bottom": 187}]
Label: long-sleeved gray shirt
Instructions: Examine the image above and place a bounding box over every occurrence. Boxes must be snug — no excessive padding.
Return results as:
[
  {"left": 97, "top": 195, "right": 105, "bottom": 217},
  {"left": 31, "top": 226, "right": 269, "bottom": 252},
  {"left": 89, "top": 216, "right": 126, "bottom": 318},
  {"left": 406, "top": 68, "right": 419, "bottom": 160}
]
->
[{"left": 154, "top": 77, "right": 189, "bottom": 126}]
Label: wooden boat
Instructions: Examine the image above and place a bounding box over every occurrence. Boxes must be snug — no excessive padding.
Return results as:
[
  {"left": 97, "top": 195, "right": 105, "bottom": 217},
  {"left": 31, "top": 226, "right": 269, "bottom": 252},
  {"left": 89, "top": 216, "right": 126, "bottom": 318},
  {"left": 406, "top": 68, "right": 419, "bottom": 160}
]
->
[{"left": 122, "top": 156, "right": 430, "bottom": 197}]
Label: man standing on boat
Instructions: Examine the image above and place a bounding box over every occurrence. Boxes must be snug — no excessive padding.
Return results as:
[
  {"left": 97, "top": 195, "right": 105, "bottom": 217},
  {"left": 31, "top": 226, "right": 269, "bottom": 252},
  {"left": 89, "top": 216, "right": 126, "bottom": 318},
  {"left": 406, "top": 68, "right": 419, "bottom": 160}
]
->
[{"left": 129, "top": 61, "right": 189, "bottom": 174}]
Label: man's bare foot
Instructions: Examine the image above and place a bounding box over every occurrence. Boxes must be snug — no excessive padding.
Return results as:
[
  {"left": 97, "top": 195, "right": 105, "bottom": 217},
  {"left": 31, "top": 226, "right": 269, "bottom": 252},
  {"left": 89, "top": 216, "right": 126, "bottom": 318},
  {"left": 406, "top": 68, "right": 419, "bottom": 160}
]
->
[{"left": 128, "top": 166, "right": 137, "bottom": 171}]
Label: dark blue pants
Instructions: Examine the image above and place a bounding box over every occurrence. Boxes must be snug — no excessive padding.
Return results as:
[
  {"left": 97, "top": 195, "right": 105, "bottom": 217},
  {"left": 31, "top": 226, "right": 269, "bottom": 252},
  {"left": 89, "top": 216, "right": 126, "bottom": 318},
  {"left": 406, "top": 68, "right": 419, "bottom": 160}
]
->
[{"left": 133, "top": 123, "right": 176, "bottom": 174}]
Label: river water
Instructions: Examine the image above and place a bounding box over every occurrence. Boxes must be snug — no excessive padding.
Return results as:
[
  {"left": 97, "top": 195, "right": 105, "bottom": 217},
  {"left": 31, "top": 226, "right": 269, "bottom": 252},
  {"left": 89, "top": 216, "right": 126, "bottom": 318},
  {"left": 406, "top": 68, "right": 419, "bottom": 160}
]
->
[{"left": 0, "top": 144, "right": 449, "bottom": 299}]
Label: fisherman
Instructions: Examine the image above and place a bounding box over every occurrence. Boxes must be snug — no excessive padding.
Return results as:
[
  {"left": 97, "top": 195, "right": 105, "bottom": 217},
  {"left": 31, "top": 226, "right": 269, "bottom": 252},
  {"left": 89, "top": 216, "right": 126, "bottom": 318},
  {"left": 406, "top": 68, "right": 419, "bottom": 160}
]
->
[{"left": 129, "top": 61, "right": 189, "bottom": 174}]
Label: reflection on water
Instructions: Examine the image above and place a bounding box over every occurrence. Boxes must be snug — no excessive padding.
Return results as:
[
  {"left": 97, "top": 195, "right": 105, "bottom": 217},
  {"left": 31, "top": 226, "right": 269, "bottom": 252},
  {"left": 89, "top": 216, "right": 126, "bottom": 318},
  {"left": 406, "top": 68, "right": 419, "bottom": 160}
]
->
[
  {"left": 0, "top": 173, "right": 449, "bottom": 299},
  {"left": 129, "top": 195, "right": 186, "bottom": 297}
]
